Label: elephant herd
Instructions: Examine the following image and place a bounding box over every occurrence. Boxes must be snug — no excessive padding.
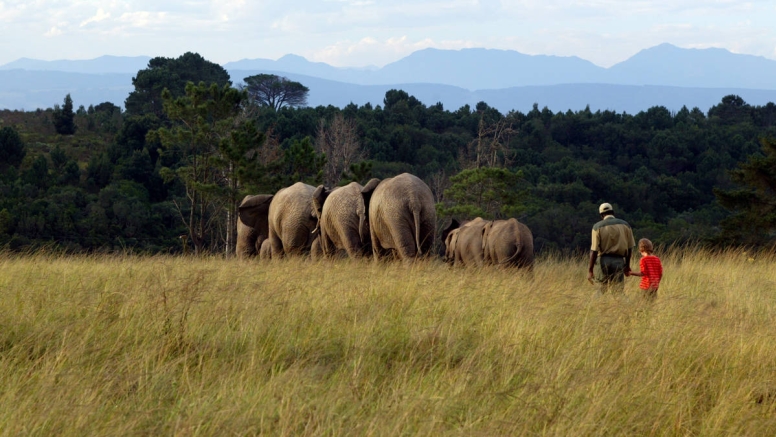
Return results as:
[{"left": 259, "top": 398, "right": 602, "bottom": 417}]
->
[{"left": 237, "top": 173, "right": 534, "bottom": 270}]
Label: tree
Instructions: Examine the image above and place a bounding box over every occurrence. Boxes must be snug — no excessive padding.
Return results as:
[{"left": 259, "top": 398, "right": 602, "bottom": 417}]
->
[
  {"left": 0, "top": 126, "right": 26, "bottom": 168},
  {"left": 708, "top": 95, "right": 752, "bottom": 125},
  {"left": 274, "top": 137, "right": 325, "bottom": 187},
  {"left": 714, "top": 136, "right": 776, "bottom": 246},
  {"left": 154, "top": 82, "right": 265, "bottom": 255},
  {"left": 243, "top": 74, "right": 309, "bottom": 111},
  {"left": 125, "top": 52, "right": 232, "bottom": 117},
  {"left": 52, "top": 94, "right": 76, "bottom": 135},
  {"left": 437, "top": 167, "right": 525, "bottom": 219},
  {"left": 462, "top": 114, "right": 516, "bottom": 169},
  {"left": 315, "top": 113, "right": 366, "bottom": 186}
]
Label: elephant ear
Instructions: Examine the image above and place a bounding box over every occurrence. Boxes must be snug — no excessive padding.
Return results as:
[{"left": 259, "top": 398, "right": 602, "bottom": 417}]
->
[
  {"left": 238, "top": 194, "right": 274, "bottom": 229},
  {"left": 440, "top": 218, "right": 460, "bottom": 245},
  {"left": 312, "top": 185, "right": 328, "bottom": 220},
  {"left": 360, "top": 178, "right": 381, "bottom": 215}
]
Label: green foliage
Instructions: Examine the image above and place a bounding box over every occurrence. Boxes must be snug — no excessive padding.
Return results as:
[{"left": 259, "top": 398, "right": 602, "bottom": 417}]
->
[
  {"left": 0, "top": 208, "right": 13, "bottom": 238},
  {"left": 86, "top": 102, "right": 123, "bottom": 133},
  {"left": 437, "top": 167, "right": 525, "bottom": 219},
  {"left": 23, "top": 155, "right": 50, "bottom": 189},
  {"left": 154, "top": 81, "right": 265, "bottom": 253},
  {"left": 714, "top": 136, "right": 776, "bottom": 246},
  {"left": 52, "top": 94, "right": 76, "bottom": 135},
  {"left": 341, "top": 161, "right": 374, "bottom": 186},
  {"left": 0, "top": 126, "right": 26, "bottom": 168},
  {"left": 3, "top": 80, "right": 776, "bottom": 253},
  {"left": 86, "top": 153, "right": 113, "bottom": 189},
  {"left": 274, "top": 137, "right": 325, "bottom": 187},
  {"left": 243, "top": 74, "right": 310, "bottom": 111},
  {"left": 125, "top": 52, "right": 231, "bottom": 117}
]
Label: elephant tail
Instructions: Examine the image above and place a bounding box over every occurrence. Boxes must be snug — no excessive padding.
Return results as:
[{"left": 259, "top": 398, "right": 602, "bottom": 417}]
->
[
  {"left": 499, "top": 244, "right": 523, "bottom": 266},
  {"left": 414, "top": 209, "right": 423, "bottom": 257}
]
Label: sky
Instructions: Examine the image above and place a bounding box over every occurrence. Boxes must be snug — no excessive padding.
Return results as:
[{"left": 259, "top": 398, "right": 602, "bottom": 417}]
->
[{"left": 1, "top": 0, "right": 775, "bottom": 68}]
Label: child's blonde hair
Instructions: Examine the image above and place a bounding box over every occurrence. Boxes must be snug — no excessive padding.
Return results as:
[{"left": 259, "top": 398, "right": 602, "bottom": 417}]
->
[{"left": 638, "top": 238, "right": 654, "bottom": 254}]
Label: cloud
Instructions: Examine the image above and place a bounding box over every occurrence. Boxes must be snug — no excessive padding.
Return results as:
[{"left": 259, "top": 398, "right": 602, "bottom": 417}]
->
[
  {"left": 116, "top": 11, "right": 169, "bottom": 29},
  {"left": 0, "top": 2, "right": 25, "bottom": 23},
  {"left": 80, "top": 8, "right": 111, "bottom": 27},
  {"left": 44, "top": 26, "right": 62, "bottom": 37}
]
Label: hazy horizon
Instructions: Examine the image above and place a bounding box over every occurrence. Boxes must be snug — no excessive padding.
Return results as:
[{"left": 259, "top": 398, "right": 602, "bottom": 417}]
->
[
  {"left": 0, "top": 1, "right": 774, "bottom": 68},
  {"left": 1, "top": 43, "right": 774, "bottom": 71}
]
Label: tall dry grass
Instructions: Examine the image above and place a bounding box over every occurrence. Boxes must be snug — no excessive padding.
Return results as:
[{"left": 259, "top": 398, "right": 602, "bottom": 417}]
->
[{"left": 1, "top": 249, "right": 775, "bottom": 436}]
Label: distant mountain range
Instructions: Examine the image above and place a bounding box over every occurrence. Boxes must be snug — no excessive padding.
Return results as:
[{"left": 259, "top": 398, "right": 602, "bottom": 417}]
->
[
  {"left": 1, "top": 44, "right": 775, "bottom": 113},
  {"left": 0, "top": 55, "right": 152, "bottom": 75}
]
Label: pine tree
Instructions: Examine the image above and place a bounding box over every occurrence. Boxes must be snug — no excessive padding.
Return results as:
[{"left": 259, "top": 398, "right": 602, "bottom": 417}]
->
[
  {"left": 52, "top": 94, "right": 77, "bottom": 135},
  {"left": 154, "top": 82, "right": 268, "bottom": 255}
]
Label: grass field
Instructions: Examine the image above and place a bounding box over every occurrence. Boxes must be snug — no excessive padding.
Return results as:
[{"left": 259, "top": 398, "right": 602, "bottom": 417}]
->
[{"left": 1, "top": 249, "right": 776, "bottom": 436}]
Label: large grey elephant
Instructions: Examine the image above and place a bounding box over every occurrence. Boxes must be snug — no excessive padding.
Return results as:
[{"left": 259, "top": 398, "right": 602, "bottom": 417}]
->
[
  {"left": 482, "top": 218, "right": 534, "bottom": 269},
  {"left": 267, "top": 182, "right": 318, "bottom": 257},
  {"left": 312, "top": 182, "right": 371, "bottom": 259},
  {"left": 361, "top": 173, "right": 436, "bottom": 261},
  {"left": 443, "top": 217, "right": 490, "bottom": 267},
  {"left": 236, "top": 194, "right": 274, "bottom": 259}
]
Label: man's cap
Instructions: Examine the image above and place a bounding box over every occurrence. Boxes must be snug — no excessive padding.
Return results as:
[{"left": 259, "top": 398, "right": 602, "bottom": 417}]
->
[{"left": 599, "top": 203, "right": 613, "bottom": 214}]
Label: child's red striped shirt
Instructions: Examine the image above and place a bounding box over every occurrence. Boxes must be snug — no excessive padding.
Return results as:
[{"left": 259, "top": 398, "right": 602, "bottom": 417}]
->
[{"left": 639, "top": 255, "right": 663, "bottom": 290}]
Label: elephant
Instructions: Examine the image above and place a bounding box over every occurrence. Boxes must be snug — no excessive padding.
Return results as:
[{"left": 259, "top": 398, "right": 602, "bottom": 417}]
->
[
  {"left": 312, "top": 182, "right": 371, "bottom": 259},
  {"left": 443, "top": 217, "right": 490, "bottom": 267},
  {"left": 259, "top": 238, "right": 271, "bottom": 260},
  {"left": 443, "top": 227, "right": 461, "bottom": 263},
  {"left": 482, "top": 218, "right": 534, "bottom": 269},
  {"left": 310, "top": 235, "right": 324, "bottom": 260},
  {"left": 236, "top": 194, "right": 274, "bottom": 259},
  {"left": 267, "top": 182, "right": 318, "bottom": 257},
  {"left": 361, "top": 173, "right": 436, "bottom": 261}
]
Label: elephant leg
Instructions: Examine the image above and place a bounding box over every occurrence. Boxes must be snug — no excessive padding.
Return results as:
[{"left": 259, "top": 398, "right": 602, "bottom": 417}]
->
[
  {"left": 281, "top": 230, "right": 302, "bottom": 256},
  {"left": 342, "top": 231, "right": 364, "bottom": 259},
  {"left": 321, "top": 229, "right": 338, "bottom": 259},
  {"left": 269, "top": 228, "right": 284, "bottom": 258},
  {"left": 393, "top": 231, "right": 418, "bottom": 261},
  {"left": 311, "top": 237, "right": 323, "bottom": 261},
  {"left": 370, "top": 227, "right": 383, "bottom": 260},
  {"left": 372, "top": 241, "right": 392, "bottom": 261}
]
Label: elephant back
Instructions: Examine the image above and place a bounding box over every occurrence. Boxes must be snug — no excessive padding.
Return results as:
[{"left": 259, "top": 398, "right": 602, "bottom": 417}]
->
[
  {"left": 368, "top": 173, "right": 436, "bottom": 258},
  {"left": 484, "top": 218, "right": 534, "bottom": 268},
  {"left": 321, "top": 182, "right": 370, "bottom": 256},
  {"left": 268, "top": 182, "right": 317, "bottom": 254},
  {"left": 455, "top": 217, "right": 489, "bottom": 267}
]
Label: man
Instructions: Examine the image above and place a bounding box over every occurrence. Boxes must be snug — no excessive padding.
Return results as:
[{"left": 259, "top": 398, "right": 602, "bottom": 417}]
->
[{"left": 588, "top": 203, "right": 635, "bottom": 294}]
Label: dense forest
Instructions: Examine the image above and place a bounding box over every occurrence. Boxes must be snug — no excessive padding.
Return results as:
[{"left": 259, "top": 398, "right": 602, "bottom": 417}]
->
[{"left": 1, "top": 52, "right": 775, "bottom": 255}]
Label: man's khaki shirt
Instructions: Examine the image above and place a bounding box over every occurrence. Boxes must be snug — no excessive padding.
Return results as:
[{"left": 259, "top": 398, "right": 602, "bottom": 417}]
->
[{"left": 591, "top": 215, "right": 635, "bottom": 257}]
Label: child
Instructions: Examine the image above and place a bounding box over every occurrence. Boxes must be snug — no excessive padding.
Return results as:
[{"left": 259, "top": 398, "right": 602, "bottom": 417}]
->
[{"left": 628, "top": 238, "right": 663, "bottom": 300}]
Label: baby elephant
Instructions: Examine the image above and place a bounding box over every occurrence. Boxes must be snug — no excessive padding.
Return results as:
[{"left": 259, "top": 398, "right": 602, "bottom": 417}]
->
[
  {"left": 482, "top": 218, "right": 534, "bottom": 270},
  {"left": 443, "top": 217, "right": 490, "bottom": 267}
]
